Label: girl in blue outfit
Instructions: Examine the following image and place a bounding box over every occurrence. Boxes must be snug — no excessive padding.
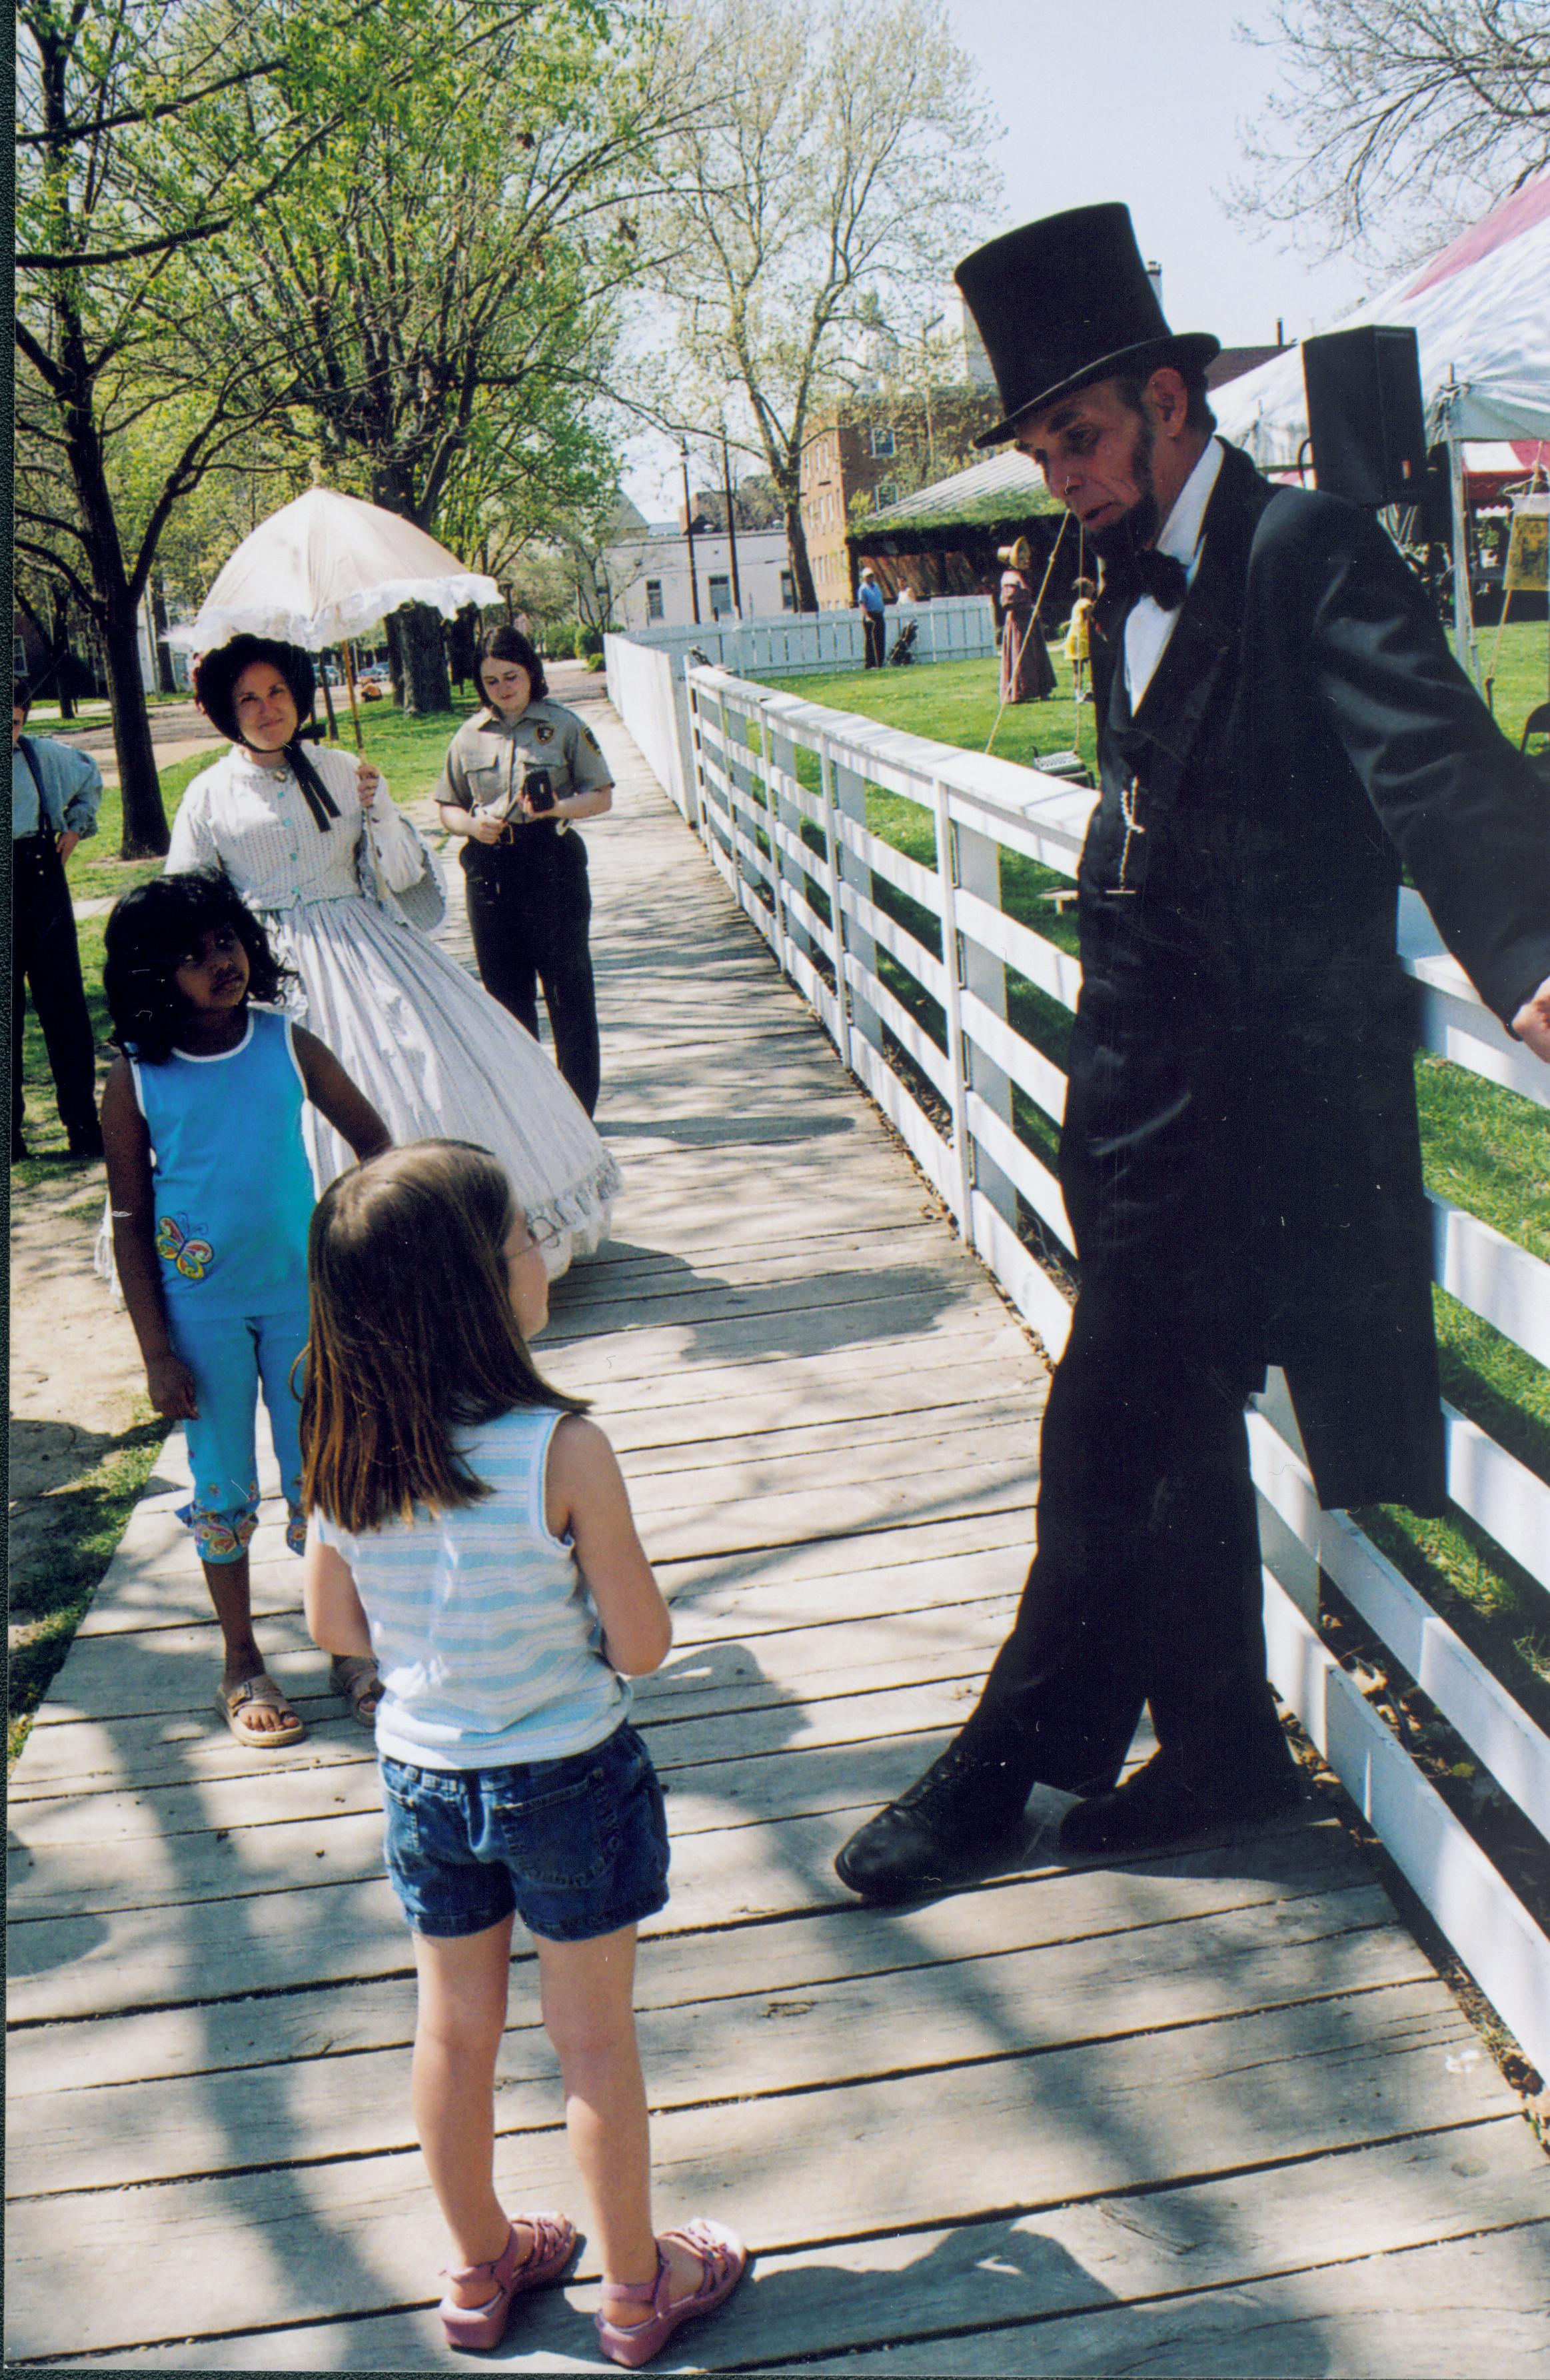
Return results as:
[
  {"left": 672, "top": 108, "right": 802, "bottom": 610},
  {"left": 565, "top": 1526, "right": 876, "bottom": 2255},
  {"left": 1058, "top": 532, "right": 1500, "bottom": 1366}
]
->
[
  {"left": 101, "top": 873, "right": 390, "bottom": 1746},
  {"left": 301, "top": 1141, "right": 746, "bottom": 2364}
]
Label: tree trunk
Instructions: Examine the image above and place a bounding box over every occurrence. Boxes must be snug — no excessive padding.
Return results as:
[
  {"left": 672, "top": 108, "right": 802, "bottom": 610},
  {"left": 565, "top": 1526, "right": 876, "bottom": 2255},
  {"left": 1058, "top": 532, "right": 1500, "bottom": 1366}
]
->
[
  {"left": 783, "top": 497, "right": 819, "bottom": 612},
  {"left": 384, "top": 612, "right": 406, "bottom": 706},
  {"left": 395, "top": 601, "right": 452, "bottom": 713},
  {"left": 101, "top": 592, "right": 167, "bottom": 856},
  {"left": 51, "top": 591, "right": 77, "bottom": 720},
  {"left": 51, "top": 293, "right": 169, "bottom": 851},
  {"left": 151, "top": 577, "right": 176, "bottom": 696}
]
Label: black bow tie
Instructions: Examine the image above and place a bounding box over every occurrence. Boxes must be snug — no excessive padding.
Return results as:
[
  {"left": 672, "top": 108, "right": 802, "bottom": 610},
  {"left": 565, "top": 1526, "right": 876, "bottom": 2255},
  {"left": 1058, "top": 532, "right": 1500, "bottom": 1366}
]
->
[{"left": 1102, "top": 546, "right": 1189, "bottom": 613}]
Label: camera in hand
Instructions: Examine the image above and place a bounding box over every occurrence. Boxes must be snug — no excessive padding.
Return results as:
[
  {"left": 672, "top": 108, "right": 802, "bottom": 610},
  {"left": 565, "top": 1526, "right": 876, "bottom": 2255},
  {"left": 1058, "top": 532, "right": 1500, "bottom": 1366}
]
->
[{"left": 523, "top": 767, "right": 555, "bottom": 813}]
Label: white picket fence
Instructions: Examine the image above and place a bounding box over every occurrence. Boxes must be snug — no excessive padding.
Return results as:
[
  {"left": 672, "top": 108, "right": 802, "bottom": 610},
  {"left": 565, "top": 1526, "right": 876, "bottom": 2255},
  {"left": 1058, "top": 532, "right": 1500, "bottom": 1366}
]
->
[
  {"left": 605, "top": 633, "right": 1550, "bottom": 2080},
  {"left": 624, "top": 593, "right": 996, "bottom": 677}
]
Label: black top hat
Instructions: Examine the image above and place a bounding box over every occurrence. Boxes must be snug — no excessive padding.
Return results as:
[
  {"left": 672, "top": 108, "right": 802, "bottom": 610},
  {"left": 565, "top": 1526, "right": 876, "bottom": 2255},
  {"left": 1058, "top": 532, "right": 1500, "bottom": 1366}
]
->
[{"left": 957, "top": 203, "right": 1219, "bottom": 449}]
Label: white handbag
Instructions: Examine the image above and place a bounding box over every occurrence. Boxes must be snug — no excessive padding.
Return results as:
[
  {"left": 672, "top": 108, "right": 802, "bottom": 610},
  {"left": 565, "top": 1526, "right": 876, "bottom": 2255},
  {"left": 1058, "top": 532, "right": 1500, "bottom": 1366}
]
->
[{"left": 358, "top": 810, "right": 448, "bottom": 934}]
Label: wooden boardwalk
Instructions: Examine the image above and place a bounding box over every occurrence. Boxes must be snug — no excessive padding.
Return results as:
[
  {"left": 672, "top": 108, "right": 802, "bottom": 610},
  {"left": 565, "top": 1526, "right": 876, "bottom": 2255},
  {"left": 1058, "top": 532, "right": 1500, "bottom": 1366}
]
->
[{"left": 7, "top": 681, "right": 1549, "bottom": 2373}]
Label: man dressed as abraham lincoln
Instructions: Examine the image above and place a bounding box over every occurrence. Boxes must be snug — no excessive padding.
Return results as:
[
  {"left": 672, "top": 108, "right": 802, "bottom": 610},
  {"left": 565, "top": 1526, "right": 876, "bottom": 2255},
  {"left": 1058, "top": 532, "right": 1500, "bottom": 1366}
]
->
[{"left": 837, "top": 203, "right": 1550, "bottom": 1898}]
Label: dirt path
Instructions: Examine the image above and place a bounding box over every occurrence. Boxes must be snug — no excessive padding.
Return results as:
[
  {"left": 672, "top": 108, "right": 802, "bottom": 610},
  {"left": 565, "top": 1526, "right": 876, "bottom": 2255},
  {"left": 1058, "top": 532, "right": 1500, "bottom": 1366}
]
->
[
  {"left": 9, "top": 1168, "right": 149, "bottom": 1578},
  {"left": 52, "top": 700, "right": 226, "bottom": 791}
]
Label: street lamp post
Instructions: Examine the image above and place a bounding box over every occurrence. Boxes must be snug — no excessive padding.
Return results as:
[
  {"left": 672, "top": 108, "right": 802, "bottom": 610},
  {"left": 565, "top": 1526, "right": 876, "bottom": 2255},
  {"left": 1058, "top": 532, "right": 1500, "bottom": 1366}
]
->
[
  {"left": 680, "top": 441, "right": 701, "bottom": 624},
  {"left": 722, "top": 430, "right": 744, "bottom": 618}
]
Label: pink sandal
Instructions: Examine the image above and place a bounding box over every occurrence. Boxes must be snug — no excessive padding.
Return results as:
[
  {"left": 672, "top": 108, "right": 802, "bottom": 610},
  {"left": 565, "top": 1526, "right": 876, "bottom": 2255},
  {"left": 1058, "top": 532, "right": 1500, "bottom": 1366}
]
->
[
  {"left": 438, "top": 2212, "right": 577, "bottom": 2351},
  {"left": 594, "top": 2219, "right": 748, "bottom": 2369}
]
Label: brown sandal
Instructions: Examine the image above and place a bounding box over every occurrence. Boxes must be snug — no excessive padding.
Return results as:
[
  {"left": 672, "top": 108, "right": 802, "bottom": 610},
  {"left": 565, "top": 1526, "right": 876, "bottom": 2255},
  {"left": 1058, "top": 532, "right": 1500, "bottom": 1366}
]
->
[
  {"left": 215, "top": 1674, "right": 306, "bottom": 1748},
  {"left": 330, "top": 1654, "right": 384, "bottom": 1728}
]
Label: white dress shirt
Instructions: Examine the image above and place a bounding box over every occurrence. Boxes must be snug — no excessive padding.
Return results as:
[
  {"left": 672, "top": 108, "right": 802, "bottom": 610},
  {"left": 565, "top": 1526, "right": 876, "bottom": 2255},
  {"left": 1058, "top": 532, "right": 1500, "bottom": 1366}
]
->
[{"left": 1124, "top": 435, "right": 1223, "bottom": 709}]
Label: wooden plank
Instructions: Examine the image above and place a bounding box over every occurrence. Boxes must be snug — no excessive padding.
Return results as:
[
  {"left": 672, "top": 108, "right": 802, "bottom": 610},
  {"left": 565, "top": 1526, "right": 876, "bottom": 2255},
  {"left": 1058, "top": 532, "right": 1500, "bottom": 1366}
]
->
[
  {"left": 5, "top": 1887, "right": 1425, "bottom": 2195},
  {"left": 29, "top": 2134, "right": 1547, "bottom": 2371},
  {"left": 7, "top": 1711, "right": 1052, "bottom": 2018},
  {"left": 0, "top": 1984, "right": 1517, "bottom": 2359},
  {"left": 833, "top": 2225, "right": 1550, "bottom": 2375},
  {"left": 540, "top": 1265, "right": 1005, "bottom": 1348},
  {"left": 619, "top": 1411, "right": 1035, "bottom": 1500},
  {"left": 13, "top": 1604, "right": 1020, "bottom": 1861},
  {"left": 8, "top": 1825, "right": 1367, "bottom": 2095},
  {"left": 607, "top": 1384, "right": 1038, "bottom": 1463},
  {"left": 24, "top": 1591, "right": 1020, "bottom": 1740},
  {"left": 558, "top": 1320, "right": 1036, "bottom": 1414},
  {"left": 9, "top": 1548, "right": 1031, "bottom": 1841}
]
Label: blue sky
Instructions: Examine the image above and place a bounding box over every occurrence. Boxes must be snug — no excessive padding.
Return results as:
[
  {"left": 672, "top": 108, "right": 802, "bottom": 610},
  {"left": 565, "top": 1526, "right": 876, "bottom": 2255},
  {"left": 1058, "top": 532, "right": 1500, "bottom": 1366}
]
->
[{"left": 946, "top": 0, "right": 1369, "bottom": 347}]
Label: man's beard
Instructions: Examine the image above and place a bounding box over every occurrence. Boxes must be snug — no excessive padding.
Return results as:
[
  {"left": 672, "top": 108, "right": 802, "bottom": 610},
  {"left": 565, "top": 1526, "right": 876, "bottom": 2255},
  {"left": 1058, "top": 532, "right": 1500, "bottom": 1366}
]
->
[{"left": 1086, "top": 409, "right": 1160, "bottom": 561}]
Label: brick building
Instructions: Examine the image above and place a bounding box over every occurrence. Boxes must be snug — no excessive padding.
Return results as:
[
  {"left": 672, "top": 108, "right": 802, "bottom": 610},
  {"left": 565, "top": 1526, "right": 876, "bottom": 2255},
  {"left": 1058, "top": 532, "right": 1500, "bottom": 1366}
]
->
[{"left": 800, "top": 387, "right": 1001, "bottom": 608}]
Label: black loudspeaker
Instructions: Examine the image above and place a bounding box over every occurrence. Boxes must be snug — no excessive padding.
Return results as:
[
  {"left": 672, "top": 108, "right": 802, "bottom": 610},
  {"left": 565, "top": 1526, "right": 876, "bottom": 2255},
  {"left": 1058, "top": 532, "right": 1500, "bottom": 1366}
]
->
[{"left": 1302, "top": 325, "right": 1429, "bottom": 506}]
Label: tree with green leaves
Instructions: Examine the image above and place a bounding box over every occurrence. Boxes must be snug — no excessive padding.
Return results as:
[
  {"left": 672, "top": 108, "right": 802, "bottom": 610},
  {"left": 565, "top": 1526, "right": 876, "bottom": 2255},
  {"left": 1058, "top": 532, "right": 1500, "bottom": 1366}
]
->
[
  {"left": 15, "top": 0, "right": 426, "bottom": 850},
  {"left": 224, "top": 1, "right": 689, "bottom": 710},
  {"left": 632, "top": 0, "right": 996, "bottom": 609}
]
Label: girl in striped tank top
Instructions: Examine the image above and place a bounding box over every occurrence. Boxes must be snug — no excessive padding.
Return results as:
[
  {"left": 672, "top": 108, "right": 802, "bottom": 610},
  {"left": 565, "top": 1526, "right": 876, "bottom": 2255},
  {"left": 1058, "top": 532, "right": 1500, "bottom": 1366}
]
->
[{"left": 302, "top": 1142, "right": 746, "bottom": 2364}]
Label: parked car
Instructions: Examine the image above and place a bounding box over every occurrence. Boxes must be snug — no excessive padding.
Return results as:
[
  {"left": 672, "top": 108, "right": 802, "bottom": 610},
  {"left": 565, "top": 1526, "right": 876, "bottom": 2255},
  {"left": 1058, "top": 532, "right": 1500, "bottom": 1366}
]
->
[{"left": 357, "top": 663, "right": 392, "bottom": 700}]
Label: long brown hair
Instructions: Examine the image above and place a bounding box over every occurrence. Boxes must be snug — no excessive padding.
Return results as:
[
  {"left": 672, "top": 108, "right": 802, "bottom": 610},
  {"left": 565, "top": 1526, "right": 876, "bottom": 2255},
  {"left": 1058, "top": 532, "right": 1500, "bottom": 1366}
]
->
[{"left": 303, "top": 1141, "right": 586, "bottom": 1532}]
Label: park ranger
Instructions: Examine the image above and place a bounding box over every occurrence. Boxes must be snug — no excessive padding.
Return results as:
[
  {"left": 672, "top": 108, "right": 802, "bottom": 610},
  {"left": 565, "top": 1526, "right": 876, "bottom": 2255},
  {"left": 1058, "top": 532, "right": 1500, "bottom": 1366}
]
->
[{"left": 438, "top": 626, "right": 614, "bottom": 1116}]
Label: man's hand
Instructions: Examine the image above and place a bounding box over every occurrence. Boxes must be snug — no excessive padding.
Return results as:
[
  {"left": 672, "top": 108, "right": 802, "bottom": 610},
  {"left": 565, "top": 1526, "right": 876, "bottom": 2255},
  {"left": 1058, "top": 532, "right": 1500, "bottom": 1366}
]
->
[
  {"left": 1512, "top": 976, "right": 1550, "bottom": 1061},
  {"left": 466, "top": 808, "right": 507, "bottom": 844},
  {"left": 145, "top": 1353, "right": 199, "bottom": 1421},
  {"left": 357, "top": 759, "right": 383, "bottom": 809},
  {"left": 56, "top": 830, "right": 82, "bottom": 865}
]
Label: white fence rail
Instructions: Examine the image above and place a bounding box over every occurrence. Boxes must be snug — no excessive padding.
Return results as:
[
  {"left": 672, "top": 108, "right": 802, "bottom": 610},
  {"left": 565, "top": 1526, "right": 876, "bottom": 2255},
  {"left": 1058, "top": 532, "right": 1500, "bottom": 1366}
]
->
[
  {"left": 620, "top": 593, "right": 996, "bottom": 678},
  {"left": 607, "top": 641, "right": 1550, "bottom": 2081}
]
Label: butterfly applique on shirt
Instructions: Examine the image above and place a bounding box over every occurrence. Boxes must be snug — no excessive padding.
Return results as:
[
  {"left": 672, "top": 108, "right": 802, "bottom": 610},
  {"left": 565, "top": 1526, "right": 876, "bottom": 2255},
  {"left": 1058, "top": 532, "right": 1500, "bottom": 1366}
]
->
[{"left": 155, "top": 1215, "right": 215, "bottom": 1280}]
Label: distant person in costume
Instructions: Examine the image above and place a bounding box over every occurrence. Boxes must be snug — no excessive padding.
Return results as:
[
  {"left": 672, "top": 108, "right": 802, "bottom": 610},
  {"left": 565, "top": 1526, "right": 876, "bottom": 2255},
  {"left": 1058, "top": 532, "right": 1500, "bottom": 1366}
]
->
[
  {"left": 436, "top": 628, "right": 613, "bottom": 1116},
  {"left": 997, "top": 538, "right": 1056, "bottom": 702},
  {"left": 172, "top": 634, "right": 616, "bottom": 1270},
  {"left": 101, "top": 873, "right": 389, "bottom": 1745},
  {"left": 1064, "top": 575, "right": 1097, "bottom": 701},
  {"left": 11, "top": 682, "right": 104, "bottom": 1161}
]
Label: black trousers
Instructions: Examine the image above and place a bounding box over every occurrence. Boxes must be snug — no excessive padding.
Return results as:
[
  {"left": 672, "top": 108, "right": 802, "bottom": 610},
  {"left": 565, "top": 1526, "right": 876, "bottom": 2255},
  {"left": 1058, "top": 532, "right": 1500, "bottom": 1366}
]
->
[
  {"left": 12, "top": 834, "right": 100, "bottom": 1151},
  {"left": 957, "top": 1272, "right": 1286, "bottom": 1797},
  {"left": 463, "top": 843, "right": 600, "bottom": 1116},
  {"left": 862, "top": 612, "right": 886, "bottom": 668}
]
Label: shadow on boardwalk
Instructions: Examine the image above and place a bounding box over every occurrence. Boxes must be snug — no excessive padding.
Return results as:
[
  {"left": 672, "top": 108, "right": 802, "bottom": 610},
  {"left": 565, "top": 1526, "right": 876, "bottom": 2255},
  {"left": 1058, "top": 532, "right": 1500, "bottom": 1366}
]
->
[{"left": 6, "top": 682, "right": 1548, "bottom": 2372}]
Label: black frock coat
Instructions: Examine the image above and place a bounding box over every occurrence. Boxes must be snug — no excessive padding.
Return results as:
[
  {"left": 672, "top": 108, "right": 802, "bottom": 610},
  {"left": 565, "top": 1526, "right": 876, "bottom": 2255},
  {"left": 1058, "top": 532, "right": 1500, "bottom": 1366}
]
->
[{"left": 1064, "top": 439, "right": 1550, "bottom": 1514}]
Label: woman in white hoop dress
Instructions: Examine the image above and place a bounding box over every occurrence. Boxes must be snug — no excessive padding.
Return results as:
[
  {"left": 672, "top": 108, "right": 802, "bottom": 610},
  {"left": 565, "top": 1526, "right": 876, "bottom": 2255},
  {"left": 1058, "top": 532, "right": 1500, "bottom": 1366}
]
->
[{"left": 167, "top": 636, "right": 616, "bottom": 1273}]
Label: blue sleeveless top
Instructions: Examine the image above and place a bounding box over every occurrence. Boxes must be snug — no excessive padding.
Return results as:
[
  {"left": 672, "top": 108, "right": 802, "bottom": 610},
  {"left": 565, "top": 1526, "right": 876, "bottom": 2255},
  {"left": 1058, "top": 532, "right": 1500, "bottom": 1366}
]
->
[{"left": 129, "top": 1008, "right": 316, "bottom": 1316}]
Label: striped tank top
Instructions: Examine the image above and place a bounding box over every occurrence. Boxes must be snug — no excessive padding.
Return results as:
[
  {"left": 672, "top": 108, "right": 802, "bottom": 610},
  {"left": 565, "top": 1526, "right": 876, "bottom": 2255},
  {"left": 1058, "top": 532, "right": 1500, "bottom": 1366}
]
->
[{"left": 312, "top": 1405, "right": 627, "bottom": 1770}]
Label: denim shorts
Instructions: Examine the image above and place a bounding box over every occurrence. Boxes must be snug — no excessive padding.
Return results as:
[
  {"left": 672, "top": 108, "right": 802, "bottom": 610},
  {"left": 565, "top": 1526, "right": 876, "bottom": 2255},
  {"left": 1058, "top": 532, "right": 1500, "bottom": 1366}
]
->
[{"left": 379, "top": 1723, "right": 670, "bottom": 1943}]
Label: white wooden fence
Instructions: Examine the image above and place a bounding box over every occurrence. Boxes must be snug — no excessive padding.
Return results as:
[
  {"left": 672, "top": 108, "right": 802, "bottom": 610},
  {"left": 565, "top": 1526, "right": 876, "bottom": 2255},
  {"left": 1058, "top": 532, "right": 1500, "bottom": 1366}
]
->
[
  {"left": 606, "top": 637, "right": 1550, "bottom": 2082},
  {"left": 624, "top": 593, "right": 996, "bottom": 677}
]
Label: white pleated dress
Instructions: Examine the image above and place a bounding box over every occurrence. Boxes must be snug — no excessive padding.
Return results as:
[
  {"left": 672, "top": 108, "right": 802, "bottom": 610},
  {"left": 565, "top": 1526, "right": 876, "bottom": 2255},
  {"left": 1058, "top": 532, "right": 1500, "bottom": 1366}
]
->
[{"left": 165, "top": 745, "right": 618, "bottom": 1274}]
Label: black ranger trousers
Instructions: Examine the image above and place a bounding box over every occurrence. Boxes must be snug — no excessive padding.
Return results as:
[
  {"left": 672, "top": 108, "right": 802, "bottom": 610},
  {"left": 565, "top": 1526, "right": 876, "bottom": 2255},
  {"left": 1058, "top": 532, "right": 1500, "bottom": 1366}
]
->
[
  {"left": 462, "top": 842, "right": 601, "bottom": 1116},
  {"left": 12, "top": 833, "right": 101, "bottom": 1151},
  {"left": 956, "top": 1271, "right": 1287, "bottom": 1798}
]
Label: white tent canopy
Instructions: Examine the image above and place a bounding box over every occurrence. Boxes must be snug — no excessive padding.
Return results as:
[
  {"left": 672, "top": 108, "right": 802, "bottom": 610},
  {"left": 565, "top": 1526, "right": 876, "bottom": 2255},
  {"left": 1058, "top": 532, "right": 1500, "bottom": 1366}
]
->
[
  {"left": 169, "top": 489, "right": 500, "bottom": 652},
  {"left": 1214, "top": 171, "right": 1550, "bottom": 471}
]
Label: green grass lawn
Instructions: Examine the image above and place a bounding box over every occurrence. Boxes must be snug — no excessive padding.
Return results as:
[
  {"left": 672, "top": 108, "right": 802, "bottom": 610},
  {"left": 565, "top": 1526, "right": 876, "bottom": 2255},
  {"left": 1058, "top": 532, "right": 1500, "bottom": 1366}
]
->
[{"left": 746, "top": 634, "right": 1550, "bottom": 1716}]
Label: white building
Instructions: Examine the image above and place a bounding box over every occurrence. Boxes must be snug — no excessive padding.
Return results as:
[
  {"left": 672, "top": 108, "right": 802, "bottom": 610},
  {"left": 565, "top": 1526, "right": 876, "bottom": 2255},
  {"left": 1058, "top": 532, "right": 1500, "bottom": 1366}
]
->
[{"left": 605, "top": 523, "right": 797, "bottom": 632}]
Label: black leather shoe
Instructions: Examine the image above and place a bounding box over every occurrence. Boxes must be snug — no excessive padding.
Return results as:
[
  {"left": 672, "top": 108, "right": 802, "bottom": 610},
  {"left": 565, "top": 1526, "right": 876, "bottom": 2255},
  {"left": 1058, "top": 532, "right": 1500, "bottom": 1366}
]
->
[
  {"left": 834, "top": 1740, "right": 1032, "bottom": 1903},
  {"left": 1059, "top": 1747, "right": 1303, "bottom": 1861},
  {"left": 65, "top": 1124, "right": 105, "bottom": 1160}
]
